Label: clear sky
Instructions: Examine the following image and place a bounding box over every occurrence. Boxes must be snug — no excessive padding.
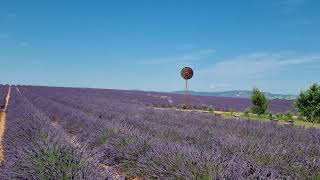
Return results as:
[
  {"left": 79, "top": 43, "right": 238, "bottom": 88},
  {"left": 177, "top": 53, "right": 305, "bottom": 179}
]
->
[{"left": 0, "top": 0, "right": 319, "bottom": 94}]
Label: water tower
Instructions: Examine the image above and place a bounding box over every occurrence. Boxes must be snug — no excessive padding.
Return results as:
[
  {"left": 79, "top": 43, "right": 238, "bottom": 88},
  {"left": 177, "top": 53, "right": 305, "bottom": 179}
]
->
[{"left": 180, "top": 67, "right": 193, "bottom": 108}]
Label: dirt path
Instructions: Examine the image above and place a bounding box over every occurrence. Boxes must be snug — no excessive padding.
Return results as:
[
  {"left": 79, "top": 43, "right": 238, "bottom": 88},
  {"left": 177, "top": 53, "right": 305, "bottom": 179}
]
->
[
  {"left": 0, "top": 86, "right": 11, "bottom": 163},
  {"left": 16, "top": 87, "right": 21, "bottom": 94},
  {"left": 154, "top": 107, "right": 225, "bottom": 115}
]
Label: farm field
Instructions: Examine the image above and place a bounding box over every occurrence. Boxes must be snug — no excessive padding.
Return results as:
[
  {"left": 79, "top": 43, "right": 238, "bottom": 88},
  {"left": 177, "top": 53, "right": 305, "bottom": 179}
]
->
[
  {"left": 25, "top": 86, "right": 294, "bottom": 113},
  {"left": 0, "top": 85, "right": 320, "bottom": 179}
]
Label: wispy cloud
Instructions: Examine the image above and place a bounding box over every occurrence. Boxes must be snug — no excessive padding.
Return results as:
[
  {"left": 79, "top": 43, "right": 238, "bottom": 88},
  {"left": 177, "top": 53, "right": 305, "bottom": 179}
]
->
[
  {"left": 139, "top": 49, "right": 215, "bottom": 65},
  {"left": 201, "top": 53, "right": 319, "bottom": 76},
  {"left": 18, "top": 41, "right": 30, "bottom": 47},
  {"left": 199, "top": 53, "right": 320, "bottom": 91}
]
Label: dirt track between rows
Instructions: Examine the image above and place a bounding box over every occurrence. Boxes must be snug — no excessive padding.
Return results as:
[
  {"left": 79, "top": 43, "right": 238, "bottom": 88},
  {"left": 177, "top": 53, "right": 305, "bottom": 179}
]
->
[{"left": 0, "top": 86, "right": 11, "bottom": 163}]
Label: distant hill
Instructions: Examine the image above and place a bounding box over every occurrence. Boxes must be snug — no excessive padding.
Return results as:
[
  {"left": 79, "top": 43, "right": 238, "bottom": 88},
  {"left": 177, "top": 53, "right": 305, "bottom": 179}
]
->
[{"left": 172, "top": 90, "right": 297, "bottom": 100}]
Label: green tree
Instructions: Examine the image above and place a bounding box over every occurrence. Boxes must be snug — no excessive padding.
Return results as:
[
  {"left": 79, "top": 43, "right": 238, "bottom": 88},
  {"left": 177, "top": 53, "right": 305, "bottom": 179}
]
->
[
  {"left": 251, "top": 87, "right": 268, "bottom": 115},
  {"left": 294, "top": 83, "right": 320, "bottom": 123}
]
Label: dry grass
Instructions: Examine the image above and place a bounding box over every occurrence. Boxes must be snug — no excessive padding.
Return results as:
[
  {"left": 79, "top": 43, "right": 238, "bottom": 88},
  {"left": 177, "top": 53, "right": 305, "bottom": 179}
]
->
[
  {"left": 154, "top": 107, "right": 320, "bottom": 129},
  {"left": 0, "top": 112, "right": 6, "bottom": 163}
]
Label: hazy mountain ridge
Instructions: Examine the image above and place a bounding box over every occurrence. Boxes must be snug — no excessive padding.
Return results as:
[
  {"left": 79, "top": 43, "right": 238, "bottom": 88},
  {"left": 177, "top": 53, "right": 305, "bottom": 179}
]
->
[{"left": 172, "top": 90, "right": 297, "bottom": 100}]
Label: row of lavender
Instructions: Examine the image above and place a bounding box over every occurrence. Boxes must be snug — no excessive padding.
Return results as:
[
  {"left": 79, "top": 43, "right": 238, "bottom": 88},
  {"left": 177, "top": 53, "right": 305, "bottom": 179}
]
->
[
  {"left": 17, "top": 85, "right": 320, "bottom": 179},
  {"left": 0, "top": 87, "right": 113, "bottom": 179},
  {"left": 0, "top": 85, "right": 9, "bottom": 109},
  {"left": 21, "top": 85, "right": 294, "bottom": 113}
]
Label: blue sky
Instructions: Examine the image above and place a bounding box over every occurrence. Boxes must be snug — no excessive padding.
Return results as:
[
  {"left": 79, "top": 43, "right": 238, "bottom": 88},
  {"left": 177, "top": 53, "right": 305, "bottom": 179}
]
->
[{"left": 0, "top": 0, "right": 319, "bottom": 94}]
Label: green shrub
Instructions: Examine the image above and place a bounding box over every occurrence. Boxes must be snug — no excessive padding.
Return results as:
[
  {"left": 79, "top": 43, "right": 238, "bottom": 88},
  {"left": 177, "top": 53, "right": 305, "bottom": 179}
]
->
[
  {"left": 295, "top": 83, "right": 320, "bottom": 123},
  {"left": 276, "top": 113, "right": 283, "bottom": 120},
  {"left": 207, "top": 107, "right": 214, "bottom": 113},
  {"left": 284, "top": 112, "right": 293, "bottom": 120},
  {"left": 297, "top": 115, "right": 306, "bottom": 121},
  {"left": 243, "top": 109, "right": 250, "bottom": 117},
  {"left": 251, "top": 87, "right": 268, "bottom": 115}
]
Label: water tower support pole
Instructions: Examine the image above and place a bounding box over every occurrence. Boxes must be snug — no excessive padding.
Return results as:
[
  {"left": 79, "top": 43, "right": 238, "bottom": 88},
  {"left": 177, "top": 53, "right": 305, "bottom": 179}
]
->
[{"left": 185, "top": 79, "right": 190, "bottom": 108}]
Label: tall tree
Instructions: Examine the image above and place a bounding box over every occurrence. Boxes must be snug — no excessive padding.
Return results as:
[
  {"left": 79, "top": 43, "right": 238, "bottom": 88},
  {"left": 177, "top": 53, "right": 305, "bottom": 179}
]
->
[
  {"left": 251, "top": 87, "right": 268, "bottom": 115},
  {"left": 295, "top": 83, "right": 320, "bottom": 123}
]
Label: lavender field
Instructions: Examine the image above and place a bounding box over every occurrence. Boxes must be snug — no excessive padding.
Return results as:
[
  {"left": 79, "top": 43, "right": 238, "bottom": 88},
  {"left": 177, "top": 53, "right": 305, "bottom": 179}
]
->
[
  {"left": 0, "top": 85, "right": 320, "bottom": 179},
  {"left": 24, "top": 86, "right": 294, "bottom": 113}
]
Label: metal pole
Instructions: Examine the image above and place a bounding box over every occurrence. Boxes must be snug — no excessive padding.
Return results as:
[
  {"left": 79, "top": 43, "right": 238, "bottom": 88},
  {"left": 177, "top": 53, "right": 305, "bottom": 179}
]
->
[{"left": 185, "top": 80, "right": 190, "bottom": 108}]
